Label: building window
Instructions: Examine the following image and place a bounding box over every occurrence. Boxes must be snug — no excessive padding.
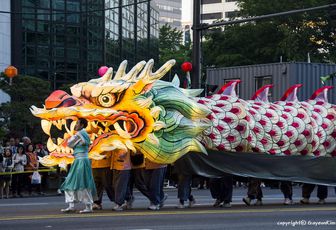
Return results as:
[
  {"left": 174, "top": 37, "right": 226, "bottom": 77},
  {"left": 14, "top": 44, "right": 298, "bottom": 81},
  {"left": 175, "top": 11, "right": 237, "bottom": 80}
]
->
[
  {"left": 225, "top": 11, "right": 239, "bottom": 18},
  {"left": 255, "top": 76, "right": 272, "bottom": 98},
  {"left": 201, "top": 12, "right": 223, "bottom": 20},
  {"left": 202, "top": 0, "right": 222, "bottom": 4}
]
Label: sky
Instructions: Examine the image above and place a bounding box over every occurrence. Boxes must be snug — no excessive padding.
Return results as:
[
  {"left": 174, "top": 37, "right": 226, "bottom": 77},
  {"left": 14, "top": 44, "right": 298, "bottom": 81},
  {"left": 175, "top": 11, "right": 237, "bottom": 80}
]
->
[{"left": 181, "top": 0, "right": 192, "bottom": 22}]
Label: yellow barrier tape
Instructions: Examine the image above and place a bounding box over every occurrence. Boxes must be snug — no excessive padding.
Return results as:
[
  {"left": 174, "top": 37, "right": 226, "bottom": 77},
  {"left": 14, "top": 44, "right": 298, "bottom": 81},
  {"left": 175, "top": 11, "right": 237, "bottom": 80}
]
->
[{"left": 0, "top": 168, "right": 57, "bottom": 175}]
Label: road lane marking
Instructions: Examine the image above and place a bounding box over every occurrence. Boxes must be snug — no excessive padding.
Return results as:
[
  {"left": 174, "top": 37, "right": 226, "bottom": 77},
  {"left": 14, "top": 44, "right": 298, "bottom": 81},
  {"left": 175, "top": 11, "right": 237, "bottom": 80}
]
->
[
  {"left": 0, "top": 206, "right": 336, "bottom": 221},
  {"left": 0, "top": 203, "right": 49, "bottom": 207}
]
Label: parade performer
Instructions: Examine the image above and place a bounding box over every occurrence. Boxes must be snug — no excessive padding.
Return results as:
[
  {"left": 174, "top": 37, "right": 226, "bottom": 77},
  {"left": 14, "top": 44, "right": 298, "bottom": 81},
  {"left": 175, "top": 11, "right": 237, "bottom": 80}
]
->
[{"left": 60, "top": 118, "right": 96, "bottom": 213}]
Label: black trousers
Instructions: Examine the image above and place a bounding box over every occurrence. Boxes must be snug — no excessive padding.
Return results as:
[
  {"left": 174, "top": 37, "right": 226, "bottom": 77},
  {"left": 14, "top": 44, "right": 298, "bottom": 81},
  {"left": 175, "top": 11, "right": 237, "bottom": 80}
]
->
[
  {"left": 209, "top": 175, "right": 233, "bottom": 203},
  {"left": 92, "top": 167, "right": 114, "bottom": 205},
  {"left": 129, "top": 168, "right": 151, "bottom": 200},
  {"left": 302, "top": 183, "right": 328, "bottom": 199},
  {"left": 247, "top": 178, "right": 263, "bottom": 200},
  {"left": 280, "top": 181, "right": 293, "bottom": 199}
]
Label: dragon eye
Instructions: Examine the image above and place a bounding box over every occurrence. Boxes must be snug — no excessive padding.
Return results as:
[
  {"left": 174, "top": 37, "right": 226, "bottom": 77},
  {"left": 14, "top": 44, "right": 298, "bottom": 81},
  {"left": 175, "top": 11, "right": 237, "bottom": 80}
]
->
[{"left": 98, "top": 93, "right": 116, "bottom": 107}]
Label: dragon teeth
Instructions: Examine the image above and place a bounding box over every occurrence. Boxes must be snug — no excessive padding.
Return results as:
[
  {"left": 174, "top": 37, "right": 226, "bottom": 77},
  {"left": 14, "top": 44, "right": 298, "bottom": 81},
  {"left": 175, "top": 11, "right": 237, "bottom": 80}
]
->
[
  {"left": 57, "top": 138, "right": 63, "bottom": 145},
  {"left": 113, "top": 122, "right": 131, "bottom": 139},
  {"left": 70, "top": 121, "right": 76, "bottom": 134},
  {"left": 47, "top": 138, "right": 57, "bottom": 152},
  {"left": 98, "top": 129, "right": 104, "bottom": 135},
  {"left": 41, "top": 120, "right": 52, "bottom": 136},
  {"left": 111, "top": 140, "right": 128, "bottom": 151},
  {"left": 123, "top": 121, "right": 128, "bottom": 131},
  {"left": 125, "top": 140, "right": 136, "bottom": 152},
  {"left": 91, "top": 121, "right": 98, "bottom": 128}
]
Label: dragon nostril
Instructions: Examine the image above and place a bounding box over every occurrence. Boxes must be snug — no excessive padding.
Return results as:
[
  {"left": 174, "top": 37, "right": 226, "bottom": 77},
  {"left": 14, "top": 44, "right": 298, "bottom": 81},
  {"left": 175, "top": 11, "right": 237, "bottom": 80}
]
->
[{"left": 58, "top": 98, "right": 77, "bottom": 108}]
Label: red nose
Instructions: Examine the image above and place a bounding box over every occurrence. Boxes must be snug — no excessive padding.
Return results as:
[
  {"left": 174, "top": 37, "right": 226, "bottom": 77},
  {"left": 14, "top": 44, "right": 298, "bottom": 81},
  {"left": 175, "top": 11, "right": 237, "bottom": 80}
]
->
[{"left": 45, "top": 90, "right": 78, "bottom": 109}]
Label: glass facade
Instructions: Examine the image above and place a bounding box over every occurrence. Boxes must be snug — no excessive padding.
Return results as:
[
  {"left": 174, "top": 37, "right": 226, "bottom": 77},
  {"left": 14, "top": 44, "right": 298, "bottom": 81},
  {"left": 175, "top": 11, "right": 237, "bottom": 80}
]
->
[{"left": 12, "top": 0, "right": 159, "bottom": 88}]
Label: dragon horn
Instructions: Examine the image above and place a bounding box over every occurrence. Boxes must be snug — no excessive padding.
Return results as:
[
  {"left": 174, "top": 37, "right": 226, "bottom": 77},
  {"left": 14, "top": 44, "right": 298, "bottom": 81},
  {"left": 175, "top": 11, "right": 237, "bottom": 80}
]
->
[
  {"left": 114, "top": 60, "right": 128, "bottom": 80},
  {"left": 149, "top": 59, "right": 176, "bottom": 82},
  {"left": 101, "top": 67, "right": 113, "bottom": 82}
]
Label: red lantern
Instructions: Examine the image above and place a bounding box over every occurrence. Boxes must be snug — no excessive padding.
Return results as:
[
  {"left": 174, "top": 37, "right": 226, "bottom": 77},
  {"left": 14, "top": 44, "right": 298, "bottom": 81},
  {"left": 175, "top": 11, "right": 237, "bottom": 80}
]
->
[
  {"left": 181, "top": 62, "right": 192, "bottom": 72},
  {"left": 4, "top": 65, "right": 18, "bottom": 78}
]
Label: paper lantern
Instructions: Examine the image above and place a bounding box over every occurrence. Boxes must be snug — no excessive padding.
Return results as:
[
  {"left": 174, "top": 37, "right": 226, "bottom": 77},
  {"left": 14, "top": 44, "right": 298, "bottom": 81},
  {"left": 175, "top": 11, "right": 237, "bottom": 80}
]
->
[
  {"left": 98, "top": 66, "right": 108, "bottom": 77},
  {"left": 4, "top": 66, "right": 18, "bottom": 78},
  {"left": 181, "top": 62, "right": 192, "bottom": 72}
]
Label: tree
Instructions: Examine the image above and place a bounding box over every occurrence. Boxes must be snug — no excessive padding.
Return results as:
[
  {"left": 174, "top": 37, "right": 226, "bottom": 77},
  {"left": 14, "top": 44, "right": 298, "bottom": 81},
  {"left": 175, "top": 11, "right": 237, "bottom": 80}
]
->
[
  {"left": 0, "top": 75, "right": 51, "bottom": 142},
  {"left": 202, "top": 0, "right": 336, "bottom": 68},
  {"left": 159, "top": 24, "right": 191, "bottom": 81}
]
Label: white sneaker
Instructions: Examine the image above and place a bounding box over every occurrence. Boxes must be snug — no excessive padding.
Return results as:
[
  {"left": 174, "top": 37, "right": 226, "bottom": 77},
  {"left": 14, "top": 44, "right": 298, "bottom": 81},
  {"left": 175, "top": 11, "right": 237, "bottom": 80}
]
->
[
  {"left": 79, "top": 208, "right": 93, "bottom": 214},
  {"left": 148, "top": 204, "right": 160, "bottom": 210},
  {"left": 254, "top": 200, "right": 263, "bottom": 206},
  {"left": 188, "top": 199, "right": 196, "bottom": 208},
  {"left": 159, "top": 193, "right": 168, "bottom": 208},
  {"left": 113, "top": 204, "right": 124, "bottom": 211},
  {"left": 61, "top": 207, "right": 75, "bottom": 213},
  {"left": 317, "top": 199, "right": 326, "bottom": 204},
  {"left": 176, "top": 202, "right": 185, "bottom": 209},
  {"left": 126, "top": 198, "right": 134, "bottom": 209},
  {"left": 284, "top": 198, "right": 293, "bottom": 205},
  {"left": 300, "top": 198, "right": 309, "bottom": 204},
  {"left": 57, "top": 189, "right": 63, "bottom": 195},
  {"left": 223, "top": 202, "right": 231, "bottom": 208}
]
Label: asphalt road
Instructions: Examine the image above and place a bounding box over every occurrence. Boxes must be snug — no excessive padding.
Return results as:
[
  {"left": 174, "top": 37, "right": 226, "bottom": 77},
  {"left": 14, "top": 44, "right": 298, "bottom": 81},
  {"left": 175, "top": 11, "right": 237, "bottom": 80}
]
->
[{"left": 0, "top": 186, "right": 336, "bottom": 230}]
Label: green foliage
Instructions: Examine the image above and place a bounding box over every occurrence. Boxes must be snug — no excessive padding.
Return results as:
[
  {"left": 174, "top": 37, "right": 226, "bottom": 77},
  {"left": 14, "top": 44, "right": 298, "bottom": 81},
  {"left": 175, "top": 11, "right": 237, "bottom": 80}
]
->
[
  {"left": 203, "top": 0, "right": 336, "bottom": 68},
  {"left": 159, "top": 24, "right": 191, "bottom": 81},
  {"left": 0, "top": 75, "right": 51, "bottom": 142}
]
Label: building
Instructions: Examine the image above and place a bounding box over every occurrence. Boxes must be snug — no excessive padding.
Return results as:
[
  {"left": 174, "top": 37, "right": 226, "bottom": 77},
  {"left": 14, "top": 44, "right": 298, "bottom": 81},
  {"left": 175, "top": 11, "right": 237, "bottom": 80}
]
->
[
  {"left": 181, "top": 22, "right": 191, "bottom": 46},
  {"left": 206, "top": 62, "right": 336, "bottom": 104},
  {"left": 201, "top": 0, "right": 239, "bottom": 24},
  {"left": 152, "top": 0, "right": 182, "bottom": 30},
  {"left": 11, "top": 0, "right": 159, "bottom": 89},
  {"left": 0, "top": 0, "right": 11, "bottom": 71}
]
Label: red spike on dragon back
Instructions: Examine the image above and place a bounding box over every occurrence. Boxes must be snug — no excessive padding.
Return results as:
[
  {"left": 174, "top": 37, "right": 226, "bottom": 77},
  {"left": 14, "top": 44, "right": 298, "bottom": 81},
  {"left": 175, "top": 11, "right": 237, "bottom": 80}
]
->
[{"left": 197, "top": 82, "right": 336, "bottom": 157}]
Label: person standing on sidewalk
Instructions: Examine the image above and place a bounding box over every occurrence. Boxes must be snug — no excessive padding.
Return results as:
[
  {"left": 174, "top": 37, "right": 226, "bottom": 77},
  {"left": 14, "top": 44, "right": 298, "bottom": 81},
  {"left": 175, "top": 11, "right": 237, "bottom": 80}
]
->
[
  {"left": 1, "top": 148, "right": 14, "bottom": 199},
  {"left": 60, "top": 118, "right": 96, "bottom": 214},
  {"left": 12, "top": 145, "right": 27, "bottom": 198}
]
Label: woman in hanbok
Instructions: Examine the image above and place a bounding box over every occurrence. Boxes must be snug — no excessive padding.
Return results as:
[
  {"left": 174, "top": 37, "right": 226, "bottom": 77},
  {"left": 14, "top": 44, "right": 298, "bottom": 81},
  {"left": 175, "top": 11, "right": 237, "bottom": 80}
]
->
[{"left": 60, "top": 118, "right": 96, "bottom": 213}]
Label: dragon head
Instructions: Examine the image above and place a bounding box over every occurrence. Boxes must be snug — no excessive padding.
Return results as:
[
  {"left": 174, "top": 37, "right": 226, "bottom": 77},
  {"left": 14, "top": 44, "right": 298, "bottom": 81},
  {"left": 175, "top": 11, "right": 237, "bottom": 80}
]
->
[{"left": 31, "top": 60, "right": 211, "bottom": 167}]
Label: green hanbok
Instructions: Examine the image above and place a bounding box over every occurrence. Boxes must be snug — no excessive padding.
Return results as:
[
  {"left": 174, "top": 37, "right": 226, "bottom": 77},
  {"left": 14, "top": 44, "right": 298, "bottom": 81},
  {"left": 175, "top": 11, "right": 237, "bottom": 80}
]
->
[{"left": 61, "top": 129, "right": 96, "bottom": 204}]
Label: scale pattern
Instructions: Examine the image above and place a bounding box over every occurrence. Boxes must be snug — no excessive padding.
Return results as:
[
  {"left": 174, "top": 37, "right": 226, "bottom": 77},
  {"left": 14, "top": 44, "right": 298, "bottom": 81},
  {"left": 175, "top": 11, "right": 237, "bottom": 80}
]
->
[{"left": 197, "top": 94, "right": 336, "bottom": 157}]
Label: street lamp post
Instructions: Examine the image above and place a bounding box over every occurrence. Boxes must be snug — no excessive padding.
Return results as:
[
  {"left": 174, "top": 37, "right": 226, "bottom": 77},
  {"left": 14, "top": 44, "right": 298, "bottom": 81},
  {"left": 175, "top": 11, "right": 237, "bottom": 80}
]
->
[
  {"left": 53, "top": 72, "right": 56, "bottom": 90},
  {"left": 192, "top": 0, "right": 201, "bottom": 89}
]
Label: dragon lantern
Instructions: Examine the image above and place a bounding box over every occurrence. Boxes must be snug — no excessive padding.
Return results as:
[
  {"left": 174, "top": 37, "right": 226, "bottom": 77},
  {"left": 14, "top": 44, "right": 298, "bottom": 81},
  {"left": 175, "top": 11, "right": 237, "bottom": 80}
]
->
[{"left": 31, "top": 60, "right": 336, "bottom": 185}]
